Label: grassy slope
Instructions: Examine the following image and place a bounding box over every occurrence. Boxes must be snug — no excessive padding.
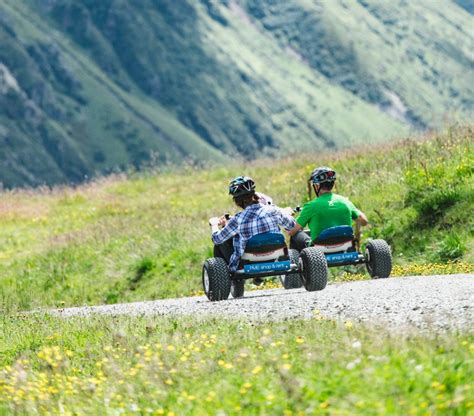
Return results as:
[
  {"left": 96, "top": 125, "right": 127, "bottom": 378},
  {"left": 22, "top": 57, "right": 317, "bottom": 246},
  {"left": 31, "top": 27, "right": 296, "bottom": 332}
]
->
[
  {"left": 1, "top": 0, "right": 473, "bottom": 187},
  {"left": 241, "top": 0, "right": 474, "bottom": 127},
  {"left": 1, "top": 0, "right": 228, "bottom": 188},
  {"left": 0, "top": 127, "right": 472, "bottom": 312},
  {"left": 0, "top": 128, "right": 472, "bottom": 415},
  {"left": 0, "top": 314, "right": 472, "bottom": 415},
  {"left": 198, "top": 2, "right": 407, "bottom": 152}
]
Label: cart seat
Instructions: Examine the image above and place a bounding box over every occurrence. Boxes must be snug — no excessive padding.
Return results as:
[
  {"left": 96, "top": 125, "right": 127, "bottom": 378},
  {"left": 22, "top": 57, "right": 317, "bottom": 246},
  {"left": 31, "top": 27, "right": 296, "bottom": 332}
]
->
[
  {"left": 314, "top": 226, "right": 354, "bottom": 245},
  {"left": 244, "top": 232, "right": 286, "bottom": 253},
  {"left": 313, "top": 226, "right": 354, "bottom": 254},
  {"left": 241, "top": 232, "right": 287, "bottom": 262}
]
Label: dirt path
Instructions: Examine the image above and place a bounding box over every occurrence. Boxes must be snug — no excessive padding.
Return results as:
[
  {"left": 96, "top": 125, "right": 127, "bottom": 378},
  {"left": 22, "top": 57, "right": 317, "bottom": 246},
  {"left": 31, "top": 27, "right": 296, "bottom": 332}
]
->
[{"left": 52, "top": 275, "right": 473, "bottom": 331}]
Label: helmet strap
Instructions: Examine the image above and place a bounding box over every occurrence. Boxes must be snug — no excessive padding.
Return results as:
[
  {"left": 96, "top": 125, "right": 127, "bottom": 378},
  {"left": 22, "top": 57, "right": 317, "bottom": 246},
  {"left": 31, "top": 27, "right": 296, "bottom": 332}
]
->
[{"left": 313, "top": 184, "right": 321, "bottom": 197}]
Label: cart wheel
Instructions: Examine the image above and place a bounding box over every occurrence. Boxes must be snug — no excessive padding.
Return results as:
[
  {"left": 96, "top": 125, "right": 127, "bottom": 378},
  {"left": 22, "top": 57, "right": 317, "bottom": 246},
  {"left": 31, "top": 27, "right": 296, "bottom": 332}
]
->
[
  {"left": 299, "top": 247, "right": 328, "bottom": 291},
  {"left": 231, "top": 279, "right": 245, "bottom": 298},
  {"left": 365, "top": 239, "right": 392, "bottom": 278},
  {"left": 280, "top": 249, "right": 303, "bottom": 289},
  {"left": 202, "top": 258, "right": 231, "bottom": 301}
]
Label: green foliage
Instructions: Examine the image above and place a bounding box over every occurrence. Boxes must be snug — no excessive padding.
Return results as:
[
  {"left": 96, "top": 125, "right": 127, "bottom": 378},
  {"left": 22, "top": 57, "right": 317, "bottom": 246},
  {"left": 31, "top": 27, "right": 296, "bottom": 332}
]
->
[
  {"left": 404, "top": 137, "right": 473, "bottom": 228},
  {"left": 133, "top": 257, "right": 156, "bottom": 282},
  {"left": 129, "top": 256, "right": 157, "bottom": 290},
  {"left": 435, "top": 232, "right": 467, "bottom": 262},
  {"left": 405, "top": 168, "right": 461, "bottom": 227},
  {"left": 0, "top": 314, "right": 472, "bottom": 414}
]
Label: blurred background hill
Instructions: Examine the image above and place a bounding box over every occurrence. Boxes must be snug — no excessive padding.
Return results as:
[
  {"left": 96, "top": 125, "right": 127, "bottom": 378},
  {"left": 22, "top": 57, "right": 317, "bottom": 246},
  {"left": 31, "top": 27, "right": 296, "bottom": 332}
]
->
[{"left": 0, "top": 0, "right": 473, "bottom": 188}]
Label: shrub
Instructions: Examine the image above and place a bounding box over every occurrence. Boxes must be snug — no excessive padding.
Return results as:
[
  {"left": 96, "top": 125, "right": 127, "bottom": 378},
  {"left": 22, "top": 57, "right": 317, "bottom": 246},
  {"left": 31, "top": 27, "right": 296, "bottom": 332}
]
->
[
  {"left": 435, "top": 232, "right": 466, "bottom": 262},
  {"left": 404, "top": 154, "right": 470, "bottom": 227},
  {"left": 129, "top": 257, "right": 156, "bottom": 290}
]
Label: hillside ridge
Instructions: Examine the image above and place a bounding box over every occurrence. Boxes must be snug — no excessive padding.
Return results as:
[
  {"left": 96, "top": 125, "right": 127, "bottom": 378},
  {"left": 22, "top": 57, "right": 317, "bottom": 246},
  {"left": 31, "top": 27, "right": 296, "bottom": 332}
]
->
[{"left": 0, "top": 0, "right": 473, "bottom": 188}]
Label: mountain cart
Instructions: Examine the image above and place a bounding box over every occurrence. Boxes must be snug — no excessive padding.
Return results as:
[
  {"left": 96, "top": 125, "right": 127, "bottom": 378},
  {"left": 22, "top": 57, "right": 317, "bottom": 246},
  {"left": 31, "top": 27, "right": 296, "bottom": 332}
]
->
[
  {"left": 203, "top": 221, "right": 392, "bottom": 302},
  {"left": 203, "top": 230, "right": 328, "bottom": 302},
  {"left": 311, "top": 225, "right": 392, "bottom": 277}
]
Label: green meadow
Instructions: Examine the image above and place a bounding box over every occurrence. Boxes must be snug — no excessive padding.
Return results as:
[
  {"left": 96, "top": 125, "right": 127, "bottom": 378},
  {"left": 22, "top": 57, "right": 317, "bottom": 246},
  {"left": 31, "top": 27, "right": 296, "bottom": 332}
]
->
[
  {"left": 0, "top": 314, "right": 472, "bottom": 415},
  {"left": 0, "top": 127, "right": 472, "bottom": 311},
  {"left": 0, "top": 127, "right": 473, "bottom": 414}
]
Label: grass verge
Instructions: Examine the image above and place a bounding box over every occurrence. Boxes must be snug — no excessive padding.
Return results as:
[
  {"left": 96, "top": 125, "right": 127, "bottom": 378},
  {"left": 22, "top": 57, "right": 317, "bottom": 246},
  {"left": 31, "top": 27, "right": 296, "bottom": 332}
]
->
[{"left": 0, "top": 313, "right": 472, "bottom": 415}]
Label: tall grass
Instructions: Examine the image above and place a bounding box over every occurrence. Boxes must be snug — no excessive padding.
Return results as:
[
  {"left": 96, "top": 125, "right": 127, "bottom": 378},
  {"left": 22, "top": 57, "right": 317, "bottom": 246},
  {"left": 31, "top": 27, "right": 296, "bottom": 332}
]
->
[{"left": 0, "top": 314, "right": 472, "bottom": 415}]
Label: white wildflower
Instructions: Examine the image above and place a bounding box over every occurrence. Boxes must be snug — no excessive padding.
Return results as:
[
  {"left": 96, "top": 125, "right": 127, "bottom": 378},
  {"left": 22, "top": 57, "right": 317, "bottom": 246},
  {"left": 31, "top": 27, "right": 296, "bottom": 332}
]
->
[
  {"left": 415, "top": 365, "right": 424, "bottom": 373},
  {"left": 346, "top": 358, "right": 361, "bottom": 370},
  {"left": 351, "top": 340, "right": 362, "bottom": 349}
]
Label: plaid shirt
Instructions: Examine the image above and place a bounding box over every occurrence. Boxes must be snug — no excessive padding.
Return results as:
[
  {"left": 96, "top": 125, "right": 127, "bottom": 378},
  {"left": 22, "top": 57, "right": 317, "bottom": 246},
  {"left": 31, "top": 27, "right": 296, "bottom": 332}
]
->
[{"left": 212, "top": 204, "right": 296, "bottom": 272}]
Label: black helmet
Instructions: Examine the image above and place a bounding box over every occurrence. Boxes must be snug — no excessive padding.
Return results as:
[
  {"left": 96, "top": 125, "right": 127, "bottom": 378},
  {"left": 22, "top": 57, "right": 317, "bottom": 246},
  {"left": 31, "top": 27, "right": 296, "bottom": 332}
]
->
[
  {"left": 309, "top": 167, "right": 336, "bottom": 185},
  {"left": 229, "top": 176, "right": 255, "bottom": 198}
]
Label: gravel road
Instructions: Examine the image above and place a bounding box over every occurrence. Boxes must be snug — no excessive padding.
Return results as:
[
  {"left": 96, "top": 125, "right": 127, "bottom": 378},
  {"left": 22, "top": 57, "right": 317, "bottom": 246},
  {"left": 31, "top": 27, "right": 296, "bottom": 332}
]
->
[{"left": 53, "top": 275, "right": 473, "bottom": 332}]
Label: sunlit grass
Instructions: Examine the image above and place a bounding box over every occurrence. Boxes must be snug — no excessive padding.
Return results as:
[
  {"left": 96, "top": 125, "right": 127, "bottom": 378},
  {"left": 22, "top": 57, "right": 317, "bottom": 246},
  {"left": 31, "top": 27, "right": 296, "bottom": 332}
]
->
[
  {"left": 0, "top": 128, "right": 472, "bottom": 415},
  {"left": 0, "top": 314, "right": 472, "bottom": 415}
]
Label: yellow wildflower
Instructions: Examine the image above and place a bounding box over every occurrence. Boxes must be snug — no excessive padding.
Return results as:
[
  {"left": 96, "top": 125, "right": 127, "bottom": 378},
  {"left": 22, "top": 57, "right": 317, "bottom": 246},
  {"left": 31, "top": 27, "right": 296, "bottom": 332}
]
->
[{"left": 252, "top": 366, "right": 262, "bottom": 375}]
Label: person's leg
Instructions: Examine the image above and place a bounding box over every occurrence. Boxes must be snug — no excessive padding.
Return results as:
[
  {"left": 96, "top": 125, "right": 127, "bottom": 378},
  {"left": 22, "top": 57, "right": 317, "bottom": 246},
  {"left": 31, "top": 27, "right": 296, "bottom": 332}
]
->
[
  {"left": 214, "top": 239, "right": 246, "bottom": 285},
  {"left": 290, "top": 230, "right": 312, "bottom": 251},
  {"left": 213, "top": 239, "right": 234, "bottom": 264}
]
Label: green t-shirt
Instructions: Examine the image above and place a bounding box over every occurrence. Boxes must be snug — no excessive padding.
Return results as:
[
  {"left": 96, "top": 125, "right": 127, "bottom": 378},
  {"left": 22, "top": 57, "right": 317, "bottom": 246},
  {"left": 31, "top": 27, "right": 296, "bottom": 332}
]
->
[{"left": 296, "top": 193, "right": 361, "bottom": 241}]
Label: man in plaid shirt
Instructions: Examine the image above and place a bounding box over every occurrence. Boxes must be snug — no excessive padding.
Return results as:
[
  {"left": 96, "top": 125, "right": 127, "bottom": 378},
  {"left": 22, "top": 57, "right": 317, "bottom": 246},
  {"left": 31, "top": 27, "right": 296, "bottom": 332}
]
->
[{"left": 209, "top": 176, "right": 296, "bottom": 273}]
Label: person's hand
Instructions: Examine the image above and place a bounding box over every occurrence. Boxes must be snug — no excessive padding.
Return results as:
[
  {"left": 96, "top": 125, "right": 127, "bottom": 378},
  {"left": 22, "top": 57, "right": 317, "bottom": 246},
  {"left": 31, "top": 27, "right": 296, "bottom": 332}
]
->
[
  {"left": 218, "top": 215, "right": 228, "bottom": 227},
  {"left": 281, "top": 206, "right": 295, "bottom": 216},
  {"left": 209, "top": 217, "right": 220, "bottom": 227}
]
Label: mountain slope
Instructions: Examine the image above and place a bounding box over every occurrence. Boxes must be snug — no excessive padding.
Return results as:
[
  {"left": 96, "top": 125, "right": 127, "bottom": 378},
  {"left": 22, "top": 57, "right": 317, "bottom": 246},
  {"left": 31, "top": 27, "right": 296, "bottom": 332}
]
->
[
  {"left": 0, "top": 0, "right": 472, "bottom": 188},
  {"left": 241, "top": 0, "right": 474, "bottom": 127},
  {"left": 0, "top": 0, "right": 228, "bottom": 188}
]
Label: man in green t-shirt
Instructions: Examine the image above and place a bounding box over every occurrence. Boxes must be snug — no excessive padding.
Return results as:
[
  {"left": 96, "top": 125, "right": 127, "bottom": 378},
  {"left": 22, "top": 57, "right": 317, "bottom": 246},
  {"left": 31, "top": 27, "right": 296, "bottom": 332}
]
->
[{"left": 288, "top": 166, "right": 368, "bottom": 251}]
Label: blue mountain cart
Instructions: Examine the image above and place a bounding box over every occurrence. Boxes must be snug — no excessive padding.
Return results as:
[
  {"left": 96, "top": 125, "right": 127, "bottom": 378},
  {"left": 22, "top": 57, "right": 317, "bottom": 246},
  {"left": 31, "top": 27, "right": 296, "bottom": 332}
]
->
[
  {"left": 311, "top": 225, "right": 392, "bottom": 277},
  {"left": 202, "top": 224, "right": 392, "bottom": 302},
  {"left": 203, "top": 232, "right": 318, "bottom": 302},
  {"left": 203, "top": 228, "right": 346, "bottom": 301}
]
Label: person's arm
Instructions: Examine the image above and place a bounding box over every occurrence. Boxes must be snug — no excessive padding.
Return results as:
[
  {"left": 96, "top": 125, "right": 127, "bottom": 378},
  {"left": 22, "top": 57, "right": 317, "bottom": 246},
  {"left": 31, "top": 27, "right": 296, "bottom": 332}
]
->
[
  {"left": 211, "top": 216, "right": 238, "bottom": 245},
  {"left": 277, "top": 208, "right": 296, "bottom": 231},
  {"left": 287, "top": 223, "right": 303, "bottom": 236},
  {"left": 348, "top": 199, "right": 368, "bottom": 226},
  {"left": 286, "top": 202, "right": 311, "bottom": 236},
  {"left": 356, "top": 211, "right": 368, "bottom": 226}
]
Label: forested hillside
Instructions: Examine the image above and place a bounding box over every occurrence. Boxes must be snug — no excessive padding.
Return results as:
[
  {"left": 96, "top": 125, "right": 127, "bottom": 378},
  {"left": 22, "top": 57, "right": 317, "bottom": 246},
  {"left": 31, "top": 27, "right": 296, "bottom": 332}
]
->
[{"left": 0, "top": 0, "right": 472, "bottom": 188}]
